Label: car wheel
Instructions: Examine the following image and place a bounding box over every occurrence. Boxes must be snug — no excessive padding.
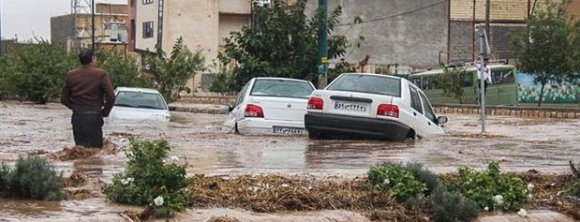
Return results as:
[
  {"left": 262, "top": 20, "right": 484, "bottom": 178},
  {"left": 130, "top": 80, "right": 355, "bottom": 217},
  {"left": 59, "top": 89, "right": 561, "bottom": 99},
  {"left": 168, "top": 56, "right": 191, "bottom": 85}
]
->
[
  {"left": 406, "top": 129, "right": 416, "bottom": 140},
  {"left": 308, "top": 131, "right": 326, "bottom": 140}
]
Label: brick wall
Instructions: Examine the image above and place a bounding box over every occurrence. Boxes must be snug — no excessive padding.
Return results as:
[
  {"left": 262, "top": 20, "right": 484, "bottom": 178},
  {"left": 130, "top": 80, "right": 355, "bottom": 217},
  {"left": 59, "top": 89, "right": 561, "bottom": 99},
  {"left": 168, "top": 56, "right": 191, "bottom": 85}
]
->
[
  {"left": 449, "top": 21, "right": 475, "bottom": 62},
  {"left": 434, "top": 104, "right": 580, "bottom": 119}
]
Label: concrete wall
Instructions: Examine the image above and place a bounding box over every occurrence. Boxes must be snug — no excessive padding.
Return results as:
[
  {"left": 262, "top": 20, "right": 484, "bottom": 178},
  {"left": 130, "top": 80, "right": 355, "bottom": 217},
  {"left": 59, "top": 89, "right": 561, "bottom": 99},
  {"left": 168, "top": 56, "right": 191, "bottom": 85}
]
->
[
  {"left": 566, "top": 0, "right": 580, "bottom": 20},
  {"left": 219, "top": 14, "right": 250, "bottom": 46},
  {"left": 306, "top": 0, "right": 449, "bottom": 69},
  {"left": 162, "top": 0, "right": 220, "bottom": 94},
  {"left": 96, "top": 3, "right": 127, "bottom": 14},
  {"left": 448, "top": 20, "right": 474, "bottom": 62},
  {"left": 50, "top": 15, "right": 75, "bottom": 46},
  {"left": 135, "top": 0, "right": 158, "bottom": 51}
]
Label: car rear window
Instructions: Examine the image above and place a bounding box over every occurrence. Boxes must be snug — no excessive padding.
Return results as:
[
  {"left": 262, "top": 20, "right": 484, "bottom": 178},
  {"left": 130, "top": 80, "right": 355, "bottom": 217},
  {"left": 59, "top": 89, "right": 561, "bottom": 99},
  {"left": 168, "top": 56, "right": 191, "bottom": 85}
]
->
[
  {"left": 327, "top": 74, "right": 402, "bottom": 97},
  {"left": 250, "top": 79, "right": 314, "bottom": 99},
  {"left": 115, "top": 91, "right": 168, "bottom": 110}
]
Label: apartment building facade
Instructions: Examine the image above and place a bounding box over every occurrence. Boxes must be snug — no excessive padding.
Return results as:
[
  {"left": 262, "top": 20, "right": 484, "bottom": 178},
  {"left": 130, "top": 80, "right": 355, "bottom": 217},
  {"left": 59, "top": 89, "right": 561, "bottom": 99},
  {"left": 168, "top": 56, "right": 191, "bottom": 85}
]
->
[
  {"left": 128, "top": 0, "right": 253, "bottom": 93},
  {"left": 51, "top": 3, "right": 128, "bottom": 51}
]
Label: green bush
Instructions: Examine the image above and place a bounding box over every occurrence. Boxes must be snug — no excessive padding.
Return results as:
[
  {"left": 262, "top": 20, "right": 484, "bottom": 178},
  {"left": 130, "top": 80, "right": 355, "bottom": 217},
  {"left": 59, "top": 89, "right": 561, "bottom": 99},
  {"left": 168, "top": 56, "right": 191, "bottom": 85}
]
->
[
  {"left": 425, "top": 186, "right": 480, "bottom": 222},
  {"left": 0, "top": 41, "right": 77, "bottom": 103},
  {"left": 567, "top": 161, "right": 580, "bottom": 197},
  {"left": 0, "top": 156, "right": 63, "bottom": 200},
  {"left": 98, "top": 51, "right": 152, "bottom": 89},
  {"left": 365, "top": 162, "right": 427, "bottom": 203},
  {"left": 448, "top": 162, "right": 529, "bottom": 211},
  {"left": 103, "top": 140, "right": 189, "bottom": 218}
]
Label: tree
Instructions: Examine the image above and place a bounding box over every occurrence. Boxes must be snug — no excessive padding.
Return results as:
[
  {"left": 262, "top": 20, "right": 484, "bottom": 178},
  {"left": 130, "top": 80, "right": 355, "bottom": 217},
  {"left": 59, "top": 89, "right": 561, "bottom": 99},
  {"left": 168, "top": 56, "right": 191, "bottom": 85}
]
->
[
  {"left": 0, "top": 41, "right": 77, "bottom": 103},
  {"left": 510, "top": 0, "right": 580, "bottom": 106},
  {"left": 145, "top": 37, "right": 206, "bottom": 103},
  {"left": 98, "top": 51, "right": 152, "bottom": 89},
  {"left": 438, "top": 66, "right": 466, "bottom": 104},
  {"left": 219, "top": 0, "right": 348, "bottom": 91}
]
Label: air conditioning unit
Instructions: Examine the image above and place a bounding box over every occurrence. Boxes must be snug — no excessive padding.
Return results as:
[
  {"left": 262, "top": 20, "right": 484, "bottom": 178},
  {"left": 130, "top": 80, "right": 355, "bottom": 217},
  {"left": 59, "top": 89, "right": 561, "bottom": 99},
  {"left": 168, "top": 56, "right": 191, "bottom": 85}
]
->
[{"left": 254, "top": 0, "right": 271, "bottom": 7}]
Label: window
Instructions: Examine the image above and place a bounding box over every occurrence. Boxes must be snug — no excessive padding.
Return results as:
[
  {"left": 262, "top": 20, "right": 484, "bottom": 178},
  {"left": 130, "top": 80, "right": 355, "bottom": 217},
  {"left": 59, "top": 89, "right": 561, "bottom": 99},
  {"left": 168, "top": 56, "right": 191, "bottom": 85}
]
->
[
  {"left": 235, "top": 82, "right": 251, "bottom": 107},
  {"left": 409, "top": 87, "right": 423, "bottom": 114},
  {"left": 327, "top": 74, "right": 402, "bottom": 97},
  {"left": 492, "top": 69, "right": 515, "bottom": 85},
  {"left": 419, "top": 92, "right": 436, "bottom": 123},
  {"left": 143, "top": 0, "right": 153, "bottom": 4},
  {"left": 461, "top": 72, "right": 474, "bottom": 87},
  {"left": 143, "top": 21, "right": 154, "bottom": 38},
  {"left": 115, "top": 91, "right": 167, "bottom": 110},
  {"left": 250, "top": 79, "right": 314, "bottom": 99}
]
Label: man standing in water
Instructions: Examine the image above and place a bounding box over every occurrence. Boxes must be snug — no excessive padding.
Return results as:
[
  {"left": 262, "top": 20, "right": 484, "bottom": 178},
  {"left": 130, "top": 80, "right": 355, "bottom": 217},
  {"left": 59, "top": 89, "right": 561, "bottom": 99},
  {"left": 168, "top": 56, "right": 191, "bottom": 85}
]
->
[{"left": 60, "top": 50, "right": 115, "bottom": 148}]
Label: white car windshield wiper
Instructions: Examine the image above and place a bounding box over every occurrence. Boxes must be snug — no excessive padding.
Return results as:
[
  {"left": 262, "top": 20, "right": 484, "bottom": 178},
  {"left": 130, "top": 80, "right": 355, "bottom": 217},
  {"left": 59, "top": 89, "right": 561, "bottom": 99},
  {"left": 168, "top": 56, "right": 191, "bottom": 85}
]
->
[
  {"left": 115, "top": 103, "right": 137, "bottom": 108},
  {"left": 136, "top": 105, "right": 163, "bottom": 109}
]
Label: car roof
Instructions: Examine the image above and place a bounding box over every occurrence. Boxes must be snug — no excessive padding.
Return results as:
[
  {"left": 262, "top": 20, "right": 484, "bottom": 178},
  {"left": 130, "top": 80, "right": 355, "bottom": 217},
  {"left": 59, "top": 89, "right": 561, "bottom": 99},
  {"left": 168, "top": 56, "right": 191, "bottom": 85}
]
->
[
  {"left": 253, "top": 77, "right": 312, "bottom": 83},
  {"left": 337, "top": 72, "right": 403, "bottom": 80},
  {"left": 410, "top": 64, "right": 515, "bottom": 77},
  {"left": 116, "top": 87, "right": 161, "bottom": 94}
]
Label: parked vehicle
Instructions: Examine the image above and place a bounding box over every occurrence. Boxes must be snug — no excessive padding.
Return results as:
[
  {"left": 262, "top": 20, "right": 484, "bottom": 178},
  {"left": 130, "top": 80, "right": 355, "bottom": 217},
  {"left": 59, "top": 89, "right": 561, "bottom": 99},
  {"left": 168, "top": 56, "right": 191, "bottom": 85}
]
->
[
  {"left": 107, "top": 87, "right": 170, "bottom": 122},
  {"left": 222, "top": 77, "right": 316, "bottom": 135},
  {"left": 305, "top": 73, "right": 448, "bottom": 140},
  {"left": 409, "top": 63, "right": 518, "bottom": 105}
]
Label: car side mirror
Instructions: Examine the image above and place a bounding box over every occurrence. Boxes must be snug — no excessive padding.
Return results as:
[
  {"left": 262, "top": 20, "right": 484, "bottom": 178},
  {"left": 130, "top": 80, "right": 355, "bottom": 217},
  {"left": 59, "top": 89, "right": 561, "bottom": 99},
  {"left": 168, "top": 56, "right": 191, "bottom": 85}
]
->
[
  {"left": 437, "top": 116, "right": 448, "bottom": 125},
  {"left": 220, "top": 104, "right": 234, "bottom": 112}
]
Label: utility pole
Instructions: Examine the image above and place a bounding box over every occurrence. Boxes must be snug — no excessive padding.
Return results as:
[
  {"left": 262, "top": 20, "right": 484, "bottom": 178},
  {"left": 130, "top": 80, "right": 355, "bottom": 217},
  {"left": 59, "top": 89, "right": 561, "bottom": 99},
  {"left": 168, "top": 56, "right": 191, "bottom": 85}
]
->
[
  {"left": 485, "top": 0, "right": 491, "bottom": 51},
  {"left": 91, "top": 0, "right": 95, "bottom": 51},
  {"left": 0, "top": 0, "right": 3, "bottom": 57},
  {"left": 317, "top": 0, "right": 328, "bottom": 89},
  {"left": 479, "top": 30, "right": 487, "bottom": 133}
]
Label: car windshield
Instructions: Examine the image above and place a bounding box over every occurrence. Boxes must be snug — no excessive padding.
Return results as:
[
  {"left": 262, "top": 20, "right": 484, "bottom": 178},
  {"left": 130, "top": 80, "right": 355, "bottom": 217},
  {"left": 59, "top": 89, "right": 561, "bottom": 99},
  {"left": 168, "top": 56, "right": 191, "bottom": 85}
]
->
[
  {"left": 327, "top": 74, "right": 402, "bottom": 97},
  {"left": 114, "top": 91, "right": 168, "bottom": 110},
  {"left": 250, "top": 79, "right": 314, "bottom": 99}
]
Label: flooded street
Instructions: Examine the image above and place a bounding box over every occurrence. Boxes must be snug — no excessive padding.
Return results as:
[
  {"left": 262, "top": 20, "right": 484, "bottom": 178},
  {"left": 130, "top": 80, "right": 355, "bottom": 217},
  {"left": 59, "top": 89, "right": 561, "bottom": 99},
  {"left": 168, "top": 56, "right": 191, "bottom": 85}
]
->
[
  {"left": 1, "top": 101, "right": 579, "bottom": 221},
  {"left": 1, "top": 101, "right": 578, "bottom": 177}
]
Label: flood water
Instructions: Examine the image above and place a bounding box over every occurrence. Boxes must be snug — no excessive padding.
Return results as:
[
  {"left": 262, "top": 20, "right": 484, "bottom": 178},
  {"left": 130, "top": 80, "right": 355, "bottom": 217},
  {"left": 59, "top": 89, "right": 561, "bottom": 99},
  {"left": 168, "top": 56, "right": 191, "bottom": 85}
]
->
[
  {"left": 1, "top": 101, "right": 579, "bottom": 177},
  {"left": 1, "top": 101, "right": 579, "bottom": 221}
]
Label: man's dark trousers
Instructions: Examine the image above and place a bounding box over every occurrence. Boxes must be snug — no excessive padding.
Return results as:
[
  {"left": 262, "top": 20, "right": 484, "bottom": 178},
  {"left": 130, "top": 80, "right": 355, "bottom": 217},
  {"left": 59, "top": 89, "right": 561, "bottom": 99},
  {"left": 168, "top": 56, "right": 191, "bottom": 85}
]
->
[{"left": 72, "top": 111, "right": 103, "bottom": 148}]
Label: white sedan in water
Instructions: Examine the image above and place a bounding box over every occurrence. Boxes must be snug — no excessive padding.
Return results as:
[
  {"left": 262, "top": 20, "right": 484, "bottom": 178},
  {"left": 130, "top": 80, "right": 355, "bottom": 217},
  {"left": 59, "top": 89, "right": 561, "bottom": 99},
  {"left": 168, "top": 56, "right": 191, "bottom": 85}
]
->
[
  {"left": 108, "top": 87, "right": 171, "bottom": 122},
  {"left": 222, "top": 77, "right": 316, "bottom": 135},
  {"left": 305, "top": 73, "right": 448, "bottom": 140}
]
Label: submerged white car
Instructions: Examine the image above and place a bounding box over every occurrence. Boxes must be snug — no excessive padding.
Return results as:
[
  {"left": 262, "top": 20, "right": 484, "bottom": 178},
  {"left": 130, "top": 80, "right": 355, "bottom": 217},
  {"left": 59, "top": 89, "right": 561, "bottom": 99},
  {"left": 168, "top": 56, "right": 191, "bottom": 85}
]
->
[
  {"left": 108, "top": 87, "right": 170, "bottom": 122},
  {"left": 222, "top": 77, "right": 316, "bottom": 135},
  {"left": 305, "top": 73, "right": 448, "bottom": 140}
]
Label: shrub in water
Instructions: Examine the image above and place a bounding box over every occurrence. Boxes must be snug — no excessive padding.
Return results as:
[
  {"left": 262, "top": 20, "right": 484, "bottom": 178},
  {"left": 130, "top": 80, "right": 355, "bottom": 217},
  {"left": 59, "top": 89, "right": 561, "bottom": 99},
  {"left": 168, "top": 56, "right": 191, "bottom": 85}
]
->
[
  {"left": 404, "top": 162, "right": 441, "bottom": 195},
  {"left": 425, "top": 186, "right": 480, "bottom": 222},
  {"left": 567, "top": 161, "right": 580, "bottom": 198},
  {"left": 1, "top": 156, "right": 63, "bottom": 200},
  {"left": 365, "top": 162, "right": 427, "bottom": 203},
  {"left": 448, "top": 161, "right": 529, "bottom": 211},
  {"left": 103, "top": 140, "right": 189, "bottom": 218}
]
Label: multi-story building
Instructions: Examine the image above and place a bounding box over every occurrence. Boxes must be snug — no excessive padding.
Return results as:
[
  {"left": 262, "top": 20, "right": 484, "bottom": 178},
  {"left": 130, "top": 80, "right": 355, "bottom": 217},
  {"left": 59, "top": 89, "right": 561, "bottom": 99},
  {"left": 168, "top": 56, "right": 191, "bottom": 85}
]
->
[
  {"left": 51, "top": 3, "right": 129, "bottom": 52},
  {"left": 128, "top": 0, "right": 255, "bottom": 94}
]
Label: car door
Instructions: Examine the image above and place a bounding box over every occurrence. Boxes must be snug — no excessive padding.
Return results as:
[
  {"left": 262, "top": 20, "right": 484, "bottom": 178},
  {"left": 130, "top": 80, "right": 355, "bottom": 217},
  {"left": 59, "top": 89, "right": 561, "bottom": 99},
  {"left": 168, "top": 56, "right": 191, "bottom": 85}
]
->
[
  {"left": 223, "top": 80, "right": 252, "bottom": 130},
  {"left": 418, "top": 91, "right": 444, "bottom": 135},
  {"left": 406, "top": 85, "right": 432, "bottom": 137}
]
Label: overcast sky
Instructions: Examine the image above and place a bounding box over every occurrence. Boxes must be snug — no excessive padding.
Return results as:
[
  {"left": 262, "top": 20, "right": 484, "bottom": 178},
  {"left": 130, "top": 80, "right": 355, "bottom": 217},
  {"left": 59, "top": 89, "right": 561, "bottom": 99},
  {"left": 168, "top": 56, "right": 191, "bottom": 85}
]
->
[{"left": 1, "top": 0, "right": 126, "bottom": 42}]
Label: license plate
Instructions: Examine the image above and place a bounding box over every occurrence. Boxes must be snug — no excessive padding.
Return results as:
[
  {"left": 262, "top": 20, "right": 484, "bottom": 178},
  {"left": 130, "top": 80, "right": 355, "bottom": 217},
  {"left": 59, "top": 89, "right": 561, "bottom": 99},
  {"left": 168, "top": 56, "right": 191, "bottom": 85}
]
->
[
  {"left": 334, "top": 101, "right": 368, "bottom": 112},
  {"left": 272, "top": 126, "right": 305, "bottom": 134}
]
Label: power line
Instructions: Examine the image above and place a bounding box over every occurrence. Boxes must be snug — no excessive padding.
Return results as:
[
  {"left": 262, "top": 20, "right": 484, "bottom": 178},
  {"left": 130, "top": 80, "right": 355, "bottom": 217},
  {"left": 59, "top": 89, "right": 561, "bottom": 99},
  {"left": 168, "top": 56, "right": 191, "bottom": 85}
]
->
[{"left": 337, "top": 0, "right": 448, "bottom": 26}]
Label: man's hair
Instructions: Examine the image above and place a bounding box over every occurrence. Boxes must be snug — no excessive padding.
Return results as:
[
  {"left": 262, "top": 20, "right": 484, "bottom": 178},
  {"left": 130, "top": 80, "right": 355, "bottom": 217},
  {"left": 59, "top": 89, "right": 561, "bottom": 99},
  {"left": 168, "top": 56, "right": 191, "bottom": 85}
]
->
[
  {"left": 484, "top": 57, "right": 490, "bottom": 61},
  {"left": 79, "top": 50, "right": 94, "bottom": 65}
]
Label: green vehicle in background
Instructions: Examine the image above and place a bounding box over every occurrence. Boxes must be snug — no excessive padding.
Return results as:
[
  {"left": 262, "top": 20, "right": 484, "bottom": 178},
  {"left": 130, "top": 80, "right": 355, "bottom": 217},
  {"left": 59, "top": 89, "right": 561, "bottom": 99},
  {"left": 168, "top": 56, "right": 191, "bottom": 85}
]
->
[{"left": 409, "top": 64, "right": 519, "bottom": 105}]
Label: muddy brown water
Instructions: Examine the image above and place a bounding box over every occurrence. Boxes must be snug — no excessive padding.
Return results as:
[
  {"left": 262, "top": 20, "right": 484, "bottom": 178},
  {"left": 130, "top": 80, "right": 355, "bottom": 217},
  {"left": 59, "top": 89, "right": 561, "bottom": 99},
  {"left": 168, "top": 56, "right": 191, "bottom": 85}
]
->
[{"left": 1, "top": 101, "right": 579, "bottom": 221}]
